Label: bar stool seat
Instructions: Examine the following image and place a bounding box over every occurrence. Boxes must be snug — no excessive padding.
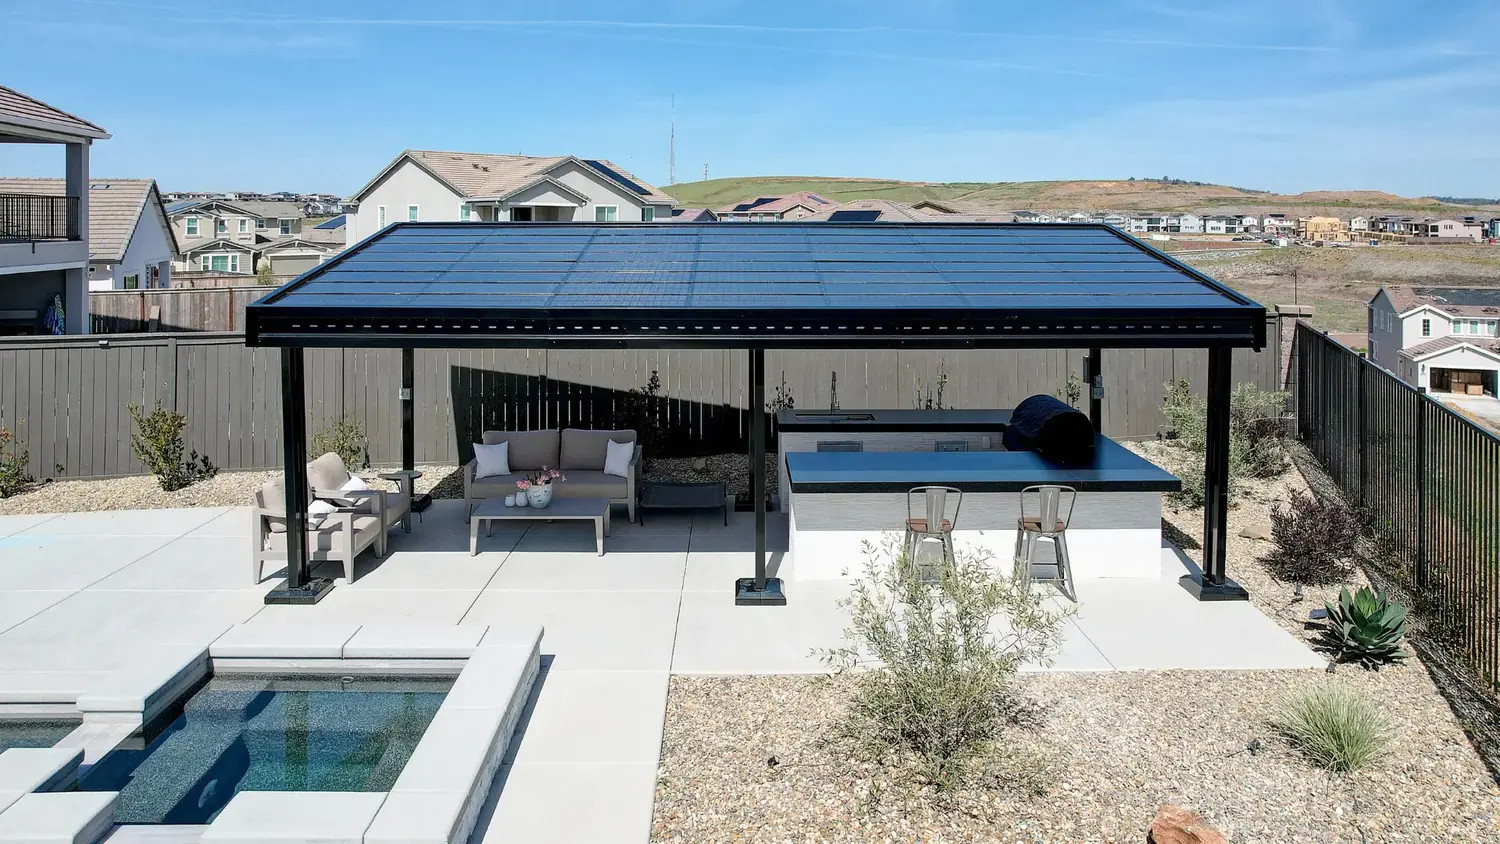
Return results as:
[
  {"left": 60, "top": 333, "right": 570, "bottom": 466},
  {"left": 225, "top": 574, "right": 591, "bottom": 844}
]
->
[
  {"left": 1019, "top": 517, "right": 1066, "bottom": 532},
  {"left": 904, "top": 518, "right": 953, "bottom": 532}
]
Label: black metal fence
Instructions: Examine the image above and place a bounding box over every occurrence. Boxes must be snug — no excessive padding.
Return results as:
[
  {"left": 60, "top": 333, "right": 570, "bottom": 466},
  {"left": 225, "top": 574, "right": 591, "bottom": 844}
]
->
[
  {"left": 1296, "top": 323, "right": 1500, "bottom": 686},
  {"left": 0, "top": 193, "right": 78, "bottom": 241}
]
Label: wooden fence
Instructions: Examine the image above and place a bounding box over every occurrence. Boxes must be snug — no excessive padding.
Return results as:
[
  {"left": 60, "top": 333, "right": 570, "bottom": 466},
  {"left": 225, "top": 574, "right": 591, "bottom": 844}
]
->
[
  {"left": 90, "top": 286, "right": 270, "bottom": 334},
  {"left": 0, "top": 323, "right": 1280, "bottom": 480}
]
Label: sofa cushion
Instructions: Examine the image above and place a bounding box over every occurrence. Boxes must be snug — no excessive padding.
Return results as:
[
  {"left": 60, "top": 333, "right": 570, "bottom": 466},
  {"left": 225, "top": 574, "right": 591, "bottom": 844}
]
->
[
  {"left": 561, "top": 429, "right": 637, "bottom": 471},
  {"left": 555, "top": 470, "right": 628, "bottom": 500},
  {"left": 469, "top": 474, "right": 523, "bottom": 499},
  {"left": 482, "top": 430, "right": 559, "bottom": 471},
  {"left": 473, "top": 442, "right": 510, "bottom": 479},
  {"left": 308, "top": 452, "right": 352, "bottom": 494}
]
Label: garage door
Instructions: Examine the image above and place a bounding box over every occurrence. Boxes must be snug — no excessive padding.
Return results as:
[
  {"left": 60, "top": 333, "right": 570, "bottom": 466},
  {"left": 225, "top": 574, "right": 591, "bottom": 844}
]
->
[{"left": 272, "top": 255, "right": 321, "bottom": 277}]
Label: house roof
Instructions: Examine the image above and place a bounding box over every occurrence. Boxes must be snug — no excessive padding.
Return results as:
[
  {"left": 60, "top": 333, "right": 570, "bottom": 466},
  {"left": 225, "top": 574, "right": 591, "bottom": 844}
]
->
[
  {"left": 718, "top": 191, "right": 834, "bottom": 215},
  {"left": 0, "top": 85, "right": 109, "bottom": 140},
  {"left": 1399, "top": 335, "right": 1500, "bottom": 360},
  {"left": 1380, "top": 285, "right": 1500, "bottom": 318},
  {"left": 670, "top": 208, "right": 718, "bottom": 222},
  {"left": 0, "top": 177, "right": 171, "bottom": 261},
  {"left": 803, "top": 199, "right": 927, "bottom": 222},
  {"left": 245, "top": 221, "right": 1267, "bottom": 351},
  {"left": 231, "top": 200, "right": 307, "bottom": 220},
  {"left": 166, "top": 199, "right": 255, "bottom": 218},
  {"left": 180, "top": 238, "right": 255, "bottom": 255},
  {"left": 348, "top": 150, "right": 675, "bottom": 206},
  {"left": 258, "top": 237, "right": 336, "bottom": 254}
]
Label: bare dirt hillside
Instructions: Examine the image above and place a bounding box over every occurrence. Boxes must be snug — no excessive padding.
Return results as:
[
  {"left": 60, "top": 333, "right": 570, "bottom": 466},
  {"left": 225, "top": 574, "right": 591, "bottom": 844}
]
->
[{"left": 666, "top": 177, "right": 1500, "bottom": 217}]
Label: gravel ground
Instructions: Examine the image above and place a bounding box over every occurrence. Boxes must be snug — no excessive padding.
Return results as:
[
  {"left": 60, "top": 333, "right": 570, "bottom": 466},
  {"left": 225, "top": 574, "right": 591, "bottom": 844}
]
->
[
  {"left": 653, "top": 443, "right": 1500, "bottom": 842},
  {"left": 0, "top": 452, "right": 773, "bottom": 515}
]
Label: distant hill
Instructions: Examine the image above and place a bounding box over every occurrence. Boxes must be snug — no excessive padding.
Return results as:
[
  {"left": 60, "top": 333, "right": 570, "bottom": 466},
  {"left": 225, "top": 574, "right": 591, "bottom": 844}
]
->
[{"left": 665, "top": 177, "right": 1500, "bottom": 217}]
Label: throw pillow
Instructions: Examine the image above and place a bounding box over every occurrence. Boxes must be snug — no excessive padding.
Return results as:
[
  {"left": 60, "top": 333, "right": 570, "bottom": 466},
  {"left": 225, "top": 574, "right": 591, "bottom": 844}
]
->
[
  {"left": 307, "top": 499, "right": 337, "bottom": 529},
  {"left": 335, "top": 474, "right": 371, "bottom": 506},
  {"left": 474, "top": 441, "right": 511, "bottom": 479},
  {"left": 603, "top": 439, "right": 634, "bottom": 479}
]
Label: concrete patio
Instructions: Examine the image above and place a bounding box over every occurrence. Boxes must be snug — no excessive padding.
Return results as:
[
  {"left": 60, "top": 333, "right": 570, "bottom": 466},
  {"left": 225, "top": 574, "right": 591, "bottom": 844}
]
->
[{"left": 0, "top": 501, "right": 1322, "bottom": 843}]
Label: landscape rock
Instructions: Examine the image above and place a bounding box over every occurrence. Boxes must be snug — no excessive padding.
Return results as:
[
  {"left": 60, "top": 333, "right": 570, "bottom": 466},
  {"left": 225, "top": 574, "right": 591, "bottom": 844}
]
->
[
  {"left": 1238, "top": 522, "right": 1273, "bottom": 541},
  {"left": 1147, "top": 805, "right": 1228, "bottom": 844}
]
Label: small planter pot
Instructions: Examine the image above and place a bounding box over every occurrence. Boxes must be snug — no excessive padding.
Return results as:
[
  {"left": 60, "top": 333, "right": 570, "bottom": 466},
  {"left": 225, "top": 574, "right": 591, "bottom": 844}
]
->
[{"left": 526, "top": 484, "right": 554, "bottom": 508}]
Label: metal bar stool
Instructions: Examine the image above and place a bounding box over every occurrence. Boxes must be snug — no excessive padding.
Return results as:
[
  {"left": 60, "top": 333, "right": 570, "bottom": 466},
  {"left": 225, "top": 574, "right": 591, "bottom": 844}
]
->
[
  {"left": 1013, "top": 484, "right": 1077, "bottom": 602},
  {"left": 905, "top": 486, "right": 962, "bottom": 582}
]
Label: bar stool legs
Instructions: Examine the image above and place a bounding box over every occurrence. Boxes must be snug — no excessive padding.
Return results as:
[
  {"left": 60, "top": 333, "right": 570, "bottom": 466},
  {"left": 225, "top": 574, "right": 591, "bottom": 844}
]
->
[{"left": 1013, "top": 526, "right": 1076, "bottom": 602}]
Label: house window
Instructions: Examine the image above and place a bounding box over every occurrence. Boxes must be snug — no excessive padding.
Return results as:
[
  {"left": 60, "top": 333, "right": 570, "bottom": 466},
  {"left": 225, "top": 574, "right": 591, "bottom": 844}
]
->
[
  {"left": 279, "top": 219, "right": 292, "bottom": 235},
  {"left": 216, "top": 219, "right": 227, "bottom": 235},
  {"left": 185, "top": 216, "right": 199, "bottom": 236},
  {"left": 377, "top": 205, "right": 386, "bottom": 227},
  {"left": 1421, "top": 319, "right": 1431, "bottom": 337},
  {"left": 123, "top": 274, "right": 139, "bottom": 290},
  {"left": 257, "top": 218, "right": 268, "bottom": 230},
  {"left": 1471, "top": 319, "right": 1481, "bottom": 334},
  {"left": 237, "top": 219, "right": 249, "bottom": 233},
  {"left": 642, "top": 207, "right": 655, "bottom": 222},
  {"left": 595, "top": 205, "right": 618, "bottom": 222},
  {"left": 460, "top": 205, "right": 471, "bottom": 222},
  {"left": 408, "top": 205, "right": 419, "bottom": 222}
]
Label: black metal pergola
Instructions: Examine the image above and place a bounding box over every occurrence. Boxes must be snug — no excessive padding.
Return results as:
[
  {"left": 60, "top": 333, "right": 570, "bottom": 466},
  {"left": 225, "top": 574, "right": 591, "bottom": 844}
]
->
[{"left": 245, "top": 221, "right": 1264, "bottom": 605}]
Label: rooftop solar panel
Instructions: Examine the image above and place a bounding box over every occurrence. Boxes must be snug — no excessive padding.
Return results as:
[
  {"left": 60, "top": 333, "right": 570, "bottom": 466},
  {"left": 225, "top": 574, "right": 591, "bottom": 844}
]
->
[
  {"left": 248, "top": 221, "right": 1265, "bottom": 350},
  {"left": 825, "top": 210, "right": 882, "bottom": 222},
  {"left": 314, "top": 215, "right": 346, "bottom": 230},
  {"left": 582, "top": 160, "right": 651, "bottom": 196}
]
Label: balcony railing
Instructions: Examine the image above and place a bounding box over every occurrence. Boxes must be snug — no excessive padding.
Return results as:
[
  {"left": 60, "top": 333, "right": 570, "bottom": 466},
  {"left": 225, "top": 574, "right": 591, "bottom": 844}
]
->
[{"left": 0, "top": 193, "right": 79, "bottom": 242}]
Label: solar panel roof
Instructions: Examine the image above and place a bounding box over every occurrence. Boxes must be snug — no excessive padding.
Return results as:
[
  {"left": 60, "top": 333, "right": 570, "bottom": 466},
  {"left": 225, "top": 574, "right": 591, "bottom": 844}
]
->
[
  {"left": 246, "top": 222, "right": 1266, "bottom": 350},
  {"left": 314, "top": 214, "right": 346, "bottom": 230}
]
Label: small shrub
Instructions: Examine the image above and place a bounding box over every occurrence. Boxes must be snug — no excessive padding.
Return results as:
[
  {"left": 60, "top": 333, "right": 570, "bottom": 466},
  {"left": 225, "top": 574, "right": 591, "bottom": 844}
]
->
[
  {"left": 1273, "top": 685, "right": 1392, "bottom": 773},
  {"left": 1160, "top": 379, "right": 1289, "bottom": 504},
  {"left": 819, "top": 538, "right": 1067, "bottom": 790},
  {"left": 1321, "top": 585, "right": 1408, "bottom": 669},
  {"left": 255, "top": 262, "right": 277, "bottom": 286},
  {"left": 312, "top": 414, "right": 368, "bottom": 469},
  {"left": 767, "top": 370, "right": 795, "bottom": 413},
  {"left": 1058, "top": 370, "right": 1083, "bottom": 408},
  {"left": 127, "top": 400, "right": 218, "bottom": 492},
  {"left": 621, "top": 370, "right": 666, "bottom": 457},
  {"left": 913, "top": 359, "right": 951, "bottom": 411},
  {"left": 0, "top": 423, "right": 34, "bottom": 498},
  {"left": 1259, "top": 491, "right": 1362, "bottom": 587}
]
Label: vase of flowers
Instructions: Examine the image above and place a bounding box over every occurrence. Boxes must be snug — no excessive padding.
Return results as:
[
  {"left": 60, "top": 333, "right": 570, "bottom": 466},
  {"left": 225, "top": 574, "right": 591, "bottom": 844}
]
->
[{"left": 517, "top": 466, "right": 564, "bottom": 508}]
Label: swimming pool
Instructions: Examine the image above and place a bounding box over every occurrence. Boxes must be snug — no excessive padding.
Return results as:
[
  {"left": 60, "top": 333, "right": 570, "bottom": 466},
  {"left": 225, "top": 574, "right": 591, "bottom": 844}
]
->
[
  {"left": 0, "top": 720, "right": 77, "bottom": 753},
  {"left": 76, "top": 673, "right": 453, "bottom": 825}
]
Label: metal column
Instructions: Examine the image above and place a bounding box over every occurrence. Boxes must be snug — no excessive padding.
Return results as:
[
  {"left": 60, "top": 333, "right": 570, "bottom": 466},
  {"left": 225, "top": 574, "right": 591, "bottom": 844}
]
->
[
  {"left": 265, "top": 347, "right": 333, "bottom": 604},
  {"left": 400, "top": 348, "right": 431, "bottom": 512},
  {"left": 1086, "top": 348, "right": 1102, "bottom": 432},
  {"left": 1179, "top": 347, "right": 1249, "bottom": 601},
  {"left": 734, "top": 348, "right": 785, "bottom": 606}
]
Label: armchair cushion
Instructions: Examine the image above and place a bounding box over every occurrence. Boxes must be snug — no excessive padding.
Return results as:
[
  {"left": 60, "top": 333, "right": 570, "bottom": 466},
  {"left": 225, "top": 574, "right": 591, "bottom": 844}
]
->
[
  {"left": 481, "top": 430, "right": 559, "bottom": 471},
  {"left": 307, "top": 452, "right": 352, "bottom": 494},
  {"left": 468, "top": 473, "right": 523, "bottom": 500},
  {"left": 307, "top": 500, "right": 337, "bottom": 528},
  {"left": 264, "top": 514, "right": 382, "bottom": 553},
  {"left": 332, "top": 474, "right": 371, "bottom": 506},
  {"left": 561, "top": 429, "right": 637, "bottom": 471}
]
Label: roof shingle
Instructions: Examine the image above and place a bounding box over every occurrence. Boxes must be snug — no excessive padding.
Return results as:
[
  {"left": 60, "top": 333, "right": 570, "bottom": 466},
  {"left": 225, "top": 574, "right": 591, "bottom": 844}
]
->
[
  {"left": 0, "top": 85, "right": 109, "bottom": 139},
  {"left": 352, "top": 150, "right": 675, "bottom": 205}
]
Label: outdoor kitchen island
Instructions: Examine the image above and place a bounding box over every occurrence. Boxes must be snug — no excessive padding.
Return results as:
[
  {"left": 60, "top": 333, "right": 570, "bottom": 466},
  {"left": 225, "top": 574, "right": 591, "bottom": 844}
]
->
[{"left": 783, "top": 434, "right": 1181, "bottom": 580}]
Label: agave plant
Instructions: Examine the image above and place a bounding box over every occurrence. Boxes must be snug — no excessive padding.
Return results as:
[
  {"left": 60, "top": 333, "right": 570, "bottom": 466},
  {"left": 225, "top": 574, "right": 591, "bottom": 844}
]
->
[{"left": 1321, "top": 586, "right": 1407, "bottom": 669}]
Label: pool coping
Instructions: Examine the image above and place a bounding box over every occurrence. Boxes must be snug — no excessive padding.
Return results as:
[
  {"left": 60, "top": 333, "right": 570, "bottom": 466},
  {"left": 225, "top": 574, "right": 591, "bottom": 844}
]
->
[{"left": 0, "top": 622, "right": 544, "bottom": 844}]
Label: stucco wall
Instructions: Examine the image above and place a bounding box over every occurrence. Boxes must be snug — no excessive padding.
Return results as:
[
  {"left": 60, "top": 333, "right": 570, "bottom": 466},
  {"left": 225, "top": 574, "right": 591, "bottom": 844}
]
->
[{"left": 347, "top": 159, "right": 467, "bottom": 246}]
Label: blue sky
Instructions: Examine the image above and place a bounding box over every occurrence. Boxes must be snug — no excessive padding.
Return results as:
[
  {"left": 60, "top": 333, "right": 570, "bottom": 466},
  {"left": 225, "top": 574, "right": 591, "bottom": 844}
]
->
[{"left": 3, "top": 0, "right": 1498, "bottom": 198}]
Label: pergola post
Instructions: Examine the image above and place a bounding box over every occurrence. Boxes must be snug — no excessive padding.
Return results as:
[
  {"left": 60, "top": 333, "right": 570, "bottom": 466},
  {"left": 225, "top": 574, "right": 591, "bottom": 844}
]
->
[
  {"left": 1179, "top": 347, "right": 1249, "bottom": 601},
  {"left": 735, "top": 347, "right": 785, "bottom": 606},
  {"left": 1086, "top": 348, "right": 1102, "bottom": 432},
  {"left": 265, "top": 347, "right": 333, "bottom": 604},
  {"left": 399, "top": 348, "right": 431, "bottom": 512}
]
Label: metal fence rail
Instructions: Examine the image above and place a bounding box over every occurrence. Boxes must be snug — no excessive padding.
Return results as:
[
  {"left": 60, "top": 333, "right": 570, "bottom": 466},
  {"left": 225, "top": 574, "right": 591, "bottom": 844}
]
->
[
  {"left": 0, "top": 193, "right": 77, "bottom": 241},
  {"left": 1296, "top": 323, "right": 1500, "bottom": 687}
]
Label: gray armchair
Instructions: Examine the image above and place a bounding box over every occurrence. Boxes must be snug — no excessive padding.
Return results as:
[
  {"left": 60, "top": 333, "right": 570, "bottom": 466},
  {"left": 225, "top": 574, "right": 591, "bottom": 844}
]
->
[{"left": 250, "top": 474, "right": 384, "bottom": 585}]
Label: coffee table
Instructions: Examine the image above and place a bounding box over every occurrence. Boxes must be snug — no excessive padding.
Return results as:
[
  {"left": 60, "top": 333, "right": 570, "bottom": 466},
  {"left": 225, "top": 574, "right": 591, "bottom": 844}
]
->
[{"left": 469, "top": 496, "right": 611, "bottom": 556}]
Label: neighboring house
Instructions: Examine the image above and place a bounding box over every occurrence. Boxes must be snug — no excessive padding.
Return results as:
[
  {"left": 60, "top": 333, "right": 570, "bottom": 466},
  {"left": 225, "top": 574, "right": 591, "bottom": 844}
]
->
[
  {"left": 1410, "top": 218, "right": 1483, "bottom": 241},
  {"left": 1176, "top": 213, "right": 1203, "bottom": 234},
  {"left": 0, "top": 177, "right": 176, "bottom": 291},
  {"left": 1487, "top": 218, "right": 1500, "bottom": 239},
  {"left": 1349, "top": 216, "right": 1369, "bottom": 232},
  {"left": 179, "top": 238, "right": 255, "bottom": 274},
  {"left": 257, "top": 237, "right": 337, "bottom": 279},
  {"left": 1203, "top": 215, "right": 1248, "bottom": 234},
  {"left": 167, "top": 198, "right": 305, "bottom": 247},
  {"left": 1261, "top": 214, "right": 1295, "bottom": 235},
  {"left": 1296, "top": 216, "right": 1349, "bottom": 242},
  {"left": 0, "top": 85, "right": 109, "bottom": 335},
  {"left": 802, "top": 199, "right": 1013, "bottom": 223},
  {"left": 1368, "top": 285, "right": 1500, "bottom": 396},
  {"left": 1012, "top": 211, "right": 1055, "bottom": 223},
  {"left": 717, "top": 191, "right": 835, "bottom": 221},
  {"left": 343, "top": 149, "right": 677, "bottom": 247},
  {"left": 670, "top": 208, "right": 719, "bottom": 222}
]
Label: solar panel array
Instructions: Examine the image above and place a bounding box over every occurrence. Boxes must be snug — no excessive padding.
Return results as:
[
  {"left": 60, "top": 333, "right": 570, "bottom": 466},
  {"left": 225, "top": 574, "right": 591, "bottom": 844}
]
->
[
  {"left": 266, "top": 222, "right": 1253, "bottom": 315},
  {"left": 581, "top": 160, "right": 651, "bottom": 196}
]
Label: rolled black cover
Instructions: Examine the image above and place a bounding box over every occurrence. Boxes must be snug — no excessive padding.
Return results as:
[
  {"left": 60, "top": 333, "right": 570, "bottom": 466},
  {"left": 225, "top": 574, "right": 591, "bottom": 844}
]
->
[{"left": 1001, "top": 394, "right": 1097, "bottom": 466}]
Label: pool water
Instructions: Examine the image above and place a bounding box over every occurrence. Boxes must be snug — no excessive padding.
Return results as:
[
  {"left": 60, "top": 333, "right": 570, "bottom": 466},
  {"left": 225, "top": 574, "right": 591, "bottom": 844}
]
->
[
  {"left": 77, "top": 674, "right": 453, "bottom": 825},
  {"left": 0, "top": 720, "right": 78, "bottom": 752}
]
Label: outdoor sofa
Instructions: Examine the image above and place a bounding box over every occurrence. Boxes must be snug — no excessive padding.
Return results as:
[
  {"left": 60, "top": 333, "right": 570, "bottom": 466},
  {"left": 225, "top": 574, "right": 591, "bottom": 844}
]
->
[
  {"left": 250, "top": 452, "right": 411, "bottom": 584},
  {"left": 463, "top": 428, "right": 641, "bottom": 523}
]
